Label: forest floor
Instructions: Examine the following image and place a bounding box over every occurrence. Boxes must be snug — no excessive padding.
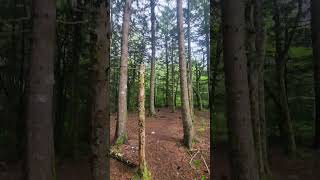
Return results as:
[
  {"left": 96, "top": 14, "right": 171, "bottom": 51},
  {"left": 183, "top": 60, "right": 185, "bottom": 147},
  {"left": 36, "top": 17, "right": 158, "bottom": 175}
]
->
[
  {"left": 1, "top": 109, "right": 319, "bottom": 180},
  {"left": 110, "top": 108, "right": 211, "bottom": 180},
  {"left": 214, "top": 138, "right": 320, "bottom": 180}
]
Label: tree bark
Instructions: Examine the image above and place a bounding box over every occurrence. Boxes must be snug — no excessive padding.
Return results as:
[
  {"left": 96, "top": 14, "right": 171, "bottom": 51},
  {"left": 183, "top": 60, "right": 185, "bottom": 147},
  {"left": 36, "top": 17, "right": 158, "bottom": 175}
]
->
[
  {"left": 246, "top": 0, "right": 271, "bottom": 178},
  {"left": 222, "top": 0, "right": 260, "bottom": 179},
  {"left": 187, "top": 0, "right": 194, "bottom": 120},
  {"left": 138, "top": 64, "right": 151, "bottom": 178},
  {"left": 89, "top": 0, "right": 111, "bottom": 179},
  {"left": 177, "top": 0, "right": 194, "bottom": 149},
  {"left": 171, "top": 39, "right": 176, "bottom": 113},
  {"left": 71, "top": 0, "right": 82, "bottom": 159},
  {"left": 26, "top": 0, "right": 56, "bottom": 179},
  {"left": 272, "top": 0, "right": 301, "bottom": 156},
  {"left": 116, "top": 0, "right": 132, "bottom": 143},
  {"left": 195, "top": 62, "right": 203, "bottom": 111},
  {"left": 165, "top": 29, "right": 170, "bottom": 107},
  {"left": 149, "top": 0, "right": 156, "bottom": 116},
  {"left": 312, "top": 0, "right": 320, "bottom": 150}
]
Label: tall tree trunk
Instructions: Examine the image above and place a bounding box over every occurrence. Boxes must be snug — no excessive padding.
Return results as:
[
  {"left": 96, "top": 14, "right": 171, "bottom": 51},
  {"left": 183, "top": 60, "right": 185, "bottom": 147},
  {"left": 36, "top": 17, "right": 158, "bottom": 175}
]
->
[
  {"left": 222, "top": 0, "right": 260, "bottom": 179},
  {"left": 209, "top": 1, "right": 217, "bottom": 179},
  {"left": 187, "top": 0, "right": 194, "bottom": 120},
  {"left": 177, "top": 0, "right": 194, "bottom": 149},
  {"left": 272, "top": 0, "right": 301, "bottom": 157},
  {"left": 89, "top": 0, "right": 111, "bottom": 179},
  {"left": 276, "top": 62, "right": 296, "bottom": 156},
  {"left": 254, "top": 0, "right": 271, "bottom": 177},
  {"left": 116, "top": 0, "right": 132, "bottom": 143},
  {"left": 246, "top": 0, "right": 271, "bottom": 178},
  {"left": 71, "top": 0, "right": 82, "bottom": 159},
  {"left": 138, "top": 64, "right": 151, "bottom": 178},
  {"left": 26, "top": 0, "right": 56, "bottom": 179},
  {"left": 165, "top": 30, "right": 170, "bottom": 107},
  {"left": 312, "top": 0, "right": 320, "bottom": 150},
  {"left": 171, "top": 40, "right": 176, "bottom": 113},
  {"left": 195, "top": 63, "right": 203, "bottom": 111},
  {"left": 149, "top": 0, "right": 156, "bottom": 116}
]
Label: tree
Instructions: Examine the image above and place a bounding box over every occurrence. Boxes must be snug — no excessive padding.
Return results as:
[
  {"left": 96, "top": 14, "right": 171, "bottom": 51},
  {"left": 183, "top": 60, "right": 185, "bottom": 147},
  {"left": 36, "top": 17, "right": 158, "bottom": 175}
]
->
[
  {"left": 312, "top": 0, "right": 320, "bottom": 149},
  {"left": 70, "top": 0, "right": 82, "bottom": 160},
  {"left": 271, "top": 0, "right": 302, "bottom": 156},
  {"left": 222, "top": 0, "right": 260, "bottom": 179},
  {"left": 89, "top": 0, "right": 111, "bottom": 179},
  {"left": 187, "top": 0, "right": 194, "bottom": 119},
  {"left": 25, "top": 0, "right": 56, "bottom": 179},
  {"left": 177, "top": 0, "right": 194, "bottom": 149},
  {"left": 115, "top": 0, "right": 132, "bottom": 143},
  {"left": 138, "top": 64, "right": 151, "bottom": 179},
  {"left": 246, "top": 0, "right": 271, "bottom": 178},
  {"left": 149, "top": 0, "right": 156, "bottom": 116}
]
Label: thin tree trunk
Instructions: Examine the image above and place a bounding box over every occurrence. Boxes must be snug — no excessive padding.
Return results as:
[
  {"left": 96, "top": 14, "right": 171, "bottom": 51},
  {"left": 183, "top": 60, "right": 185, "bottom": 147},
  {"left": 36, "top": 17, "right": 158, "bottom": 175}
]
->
[
  {"left": 177, "top": 0, "right": 194, "bottom": 149},
  {"left": 165, "top": 31, "right": 170, "bottom": 107},
  {"left": 312, "top": 0, "right": 320, "bottom": 150},
  {"left": 90, "top": 0, "right": 111, "bottom": 179},
  {"left": 254, "top": 0, "right": 271, "bottom": 176},
  {"left": 149, "top": 0, "right": 156, "bottom": 116},
  {"left": 171, "top": 40, "right": 176, "bottom": 113},
  {"left": 26, "top": 0, "right": 56, "bottom": 179},
  {"left": 187, "top": 0, "right": 194, "bottom": 120},
  {"left": 276, "top": 63, "right": 296, "bottom": 155},
  {"left": 195, "top": 62, "right": 203, "bottom": 111},
  {"left": 116, "top": 0, "right": 132, "bottom": 143},
  {"left": 272, "top": 0, "right": 301, "bottom": 157},
  {"left": 246, "top": 1, "right": 263, "bottom": 178},
  {"left": 222, "top": 0, "right": 260, "bottom": 179},
  {"left": 138, "top": 64, "right": 151, "bottom": 178}
]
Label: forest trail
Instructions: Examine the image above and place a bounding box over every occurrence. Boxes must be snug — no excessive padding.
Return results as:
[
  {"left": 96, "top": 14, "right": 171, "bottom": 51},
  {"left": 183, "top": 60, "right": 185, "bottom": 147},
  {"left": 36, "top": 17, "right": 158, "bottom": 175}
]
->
[{"left": 110, "top": 108, "right": 210, "bottom": 180}]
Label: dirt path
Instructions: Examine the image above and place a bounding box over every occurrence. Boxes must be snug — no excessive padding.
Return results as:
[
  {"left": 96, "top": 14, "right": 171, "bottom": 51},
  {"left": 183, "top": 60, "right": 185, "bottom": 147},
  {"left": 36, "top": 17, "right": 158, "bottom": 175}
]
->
[{"left": 110, "top": 108, "right": 210, "bottom": 180}]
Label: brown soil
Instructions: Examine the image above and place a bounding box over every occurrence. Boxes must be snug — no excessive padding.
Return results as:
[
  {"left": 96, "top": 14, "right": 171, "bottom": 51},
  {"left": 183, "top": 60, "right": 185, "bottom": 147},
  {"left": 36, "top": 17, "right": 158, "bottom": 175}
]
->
[
  {"left": 0, "top": 108, "right": 210, "bottom": 180},
  {"left": 110, "top": 108, "right": 210, "bottom": 180},
  {"left": 2, "top": 108, "right": 319, "bottom": 180}
]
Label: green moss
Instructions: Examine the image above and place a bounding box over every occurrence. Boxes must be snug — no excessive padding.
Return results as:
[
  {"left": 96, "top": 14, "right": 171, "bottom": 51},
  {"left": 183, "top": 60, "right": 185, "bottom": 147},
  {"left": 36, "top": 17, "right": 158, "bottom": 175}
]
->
[
  {"left": 193, "top": 159, "right": 201, "bottom": 169},
  {"left": 132, "top": 166, "right": 152, "bottom": 180},
  {"left": 201, "top": 175, "right": 206, "bottom": 180},
  {"left": 115, "top": 134, "right": 127, "bottom": 145}
]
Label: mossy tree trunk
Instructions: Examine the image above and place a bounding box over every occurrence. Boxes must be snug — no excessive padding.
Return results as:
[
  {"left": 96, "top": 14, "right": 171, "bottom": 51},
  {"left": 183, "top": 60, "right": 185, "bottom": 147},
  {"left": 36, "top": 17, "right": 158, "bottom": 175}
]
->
[{"left": 138, "top": 64, "right": 151, "bottom": 179}]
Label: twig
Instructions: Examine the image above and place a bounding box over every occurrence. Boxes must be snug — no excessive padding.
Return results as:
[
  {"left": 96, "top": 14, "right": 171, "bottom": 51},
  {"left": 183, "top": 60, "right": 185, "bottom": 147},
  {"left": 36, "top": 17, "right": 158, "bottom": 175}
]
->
[
  {"left": 200, "top": 153, "right": 210, "bottom": 175},
  {"left": 189, "top": 149, "right": 200, "bottom": 168}
]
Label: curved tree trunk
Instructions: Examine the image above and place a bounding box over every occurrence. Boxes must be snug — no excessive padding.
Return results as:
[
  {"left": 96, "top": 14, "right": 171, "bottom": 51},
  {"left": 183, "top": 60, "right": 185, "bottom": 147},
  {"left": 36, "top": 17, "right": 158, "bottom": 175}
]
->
[
  {"left": 116, "top": 0, "right": 132, "bottom": 143},
  {"left": 177, "top": 0, "right": 194, "bottom": 149},
  {"left": 26, "top": 0, "right": 56, "bottom": 179}
]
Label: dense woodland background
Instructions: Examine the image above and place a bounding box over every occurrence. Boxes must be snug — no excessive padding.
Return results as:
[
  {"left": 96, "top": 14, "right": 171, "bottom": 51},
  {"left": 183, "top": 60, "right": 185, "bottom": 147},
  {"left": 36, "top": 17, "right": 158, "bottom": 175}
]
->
[{"left": 0, "top": 0, "right": 319, "bottom": 179}]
